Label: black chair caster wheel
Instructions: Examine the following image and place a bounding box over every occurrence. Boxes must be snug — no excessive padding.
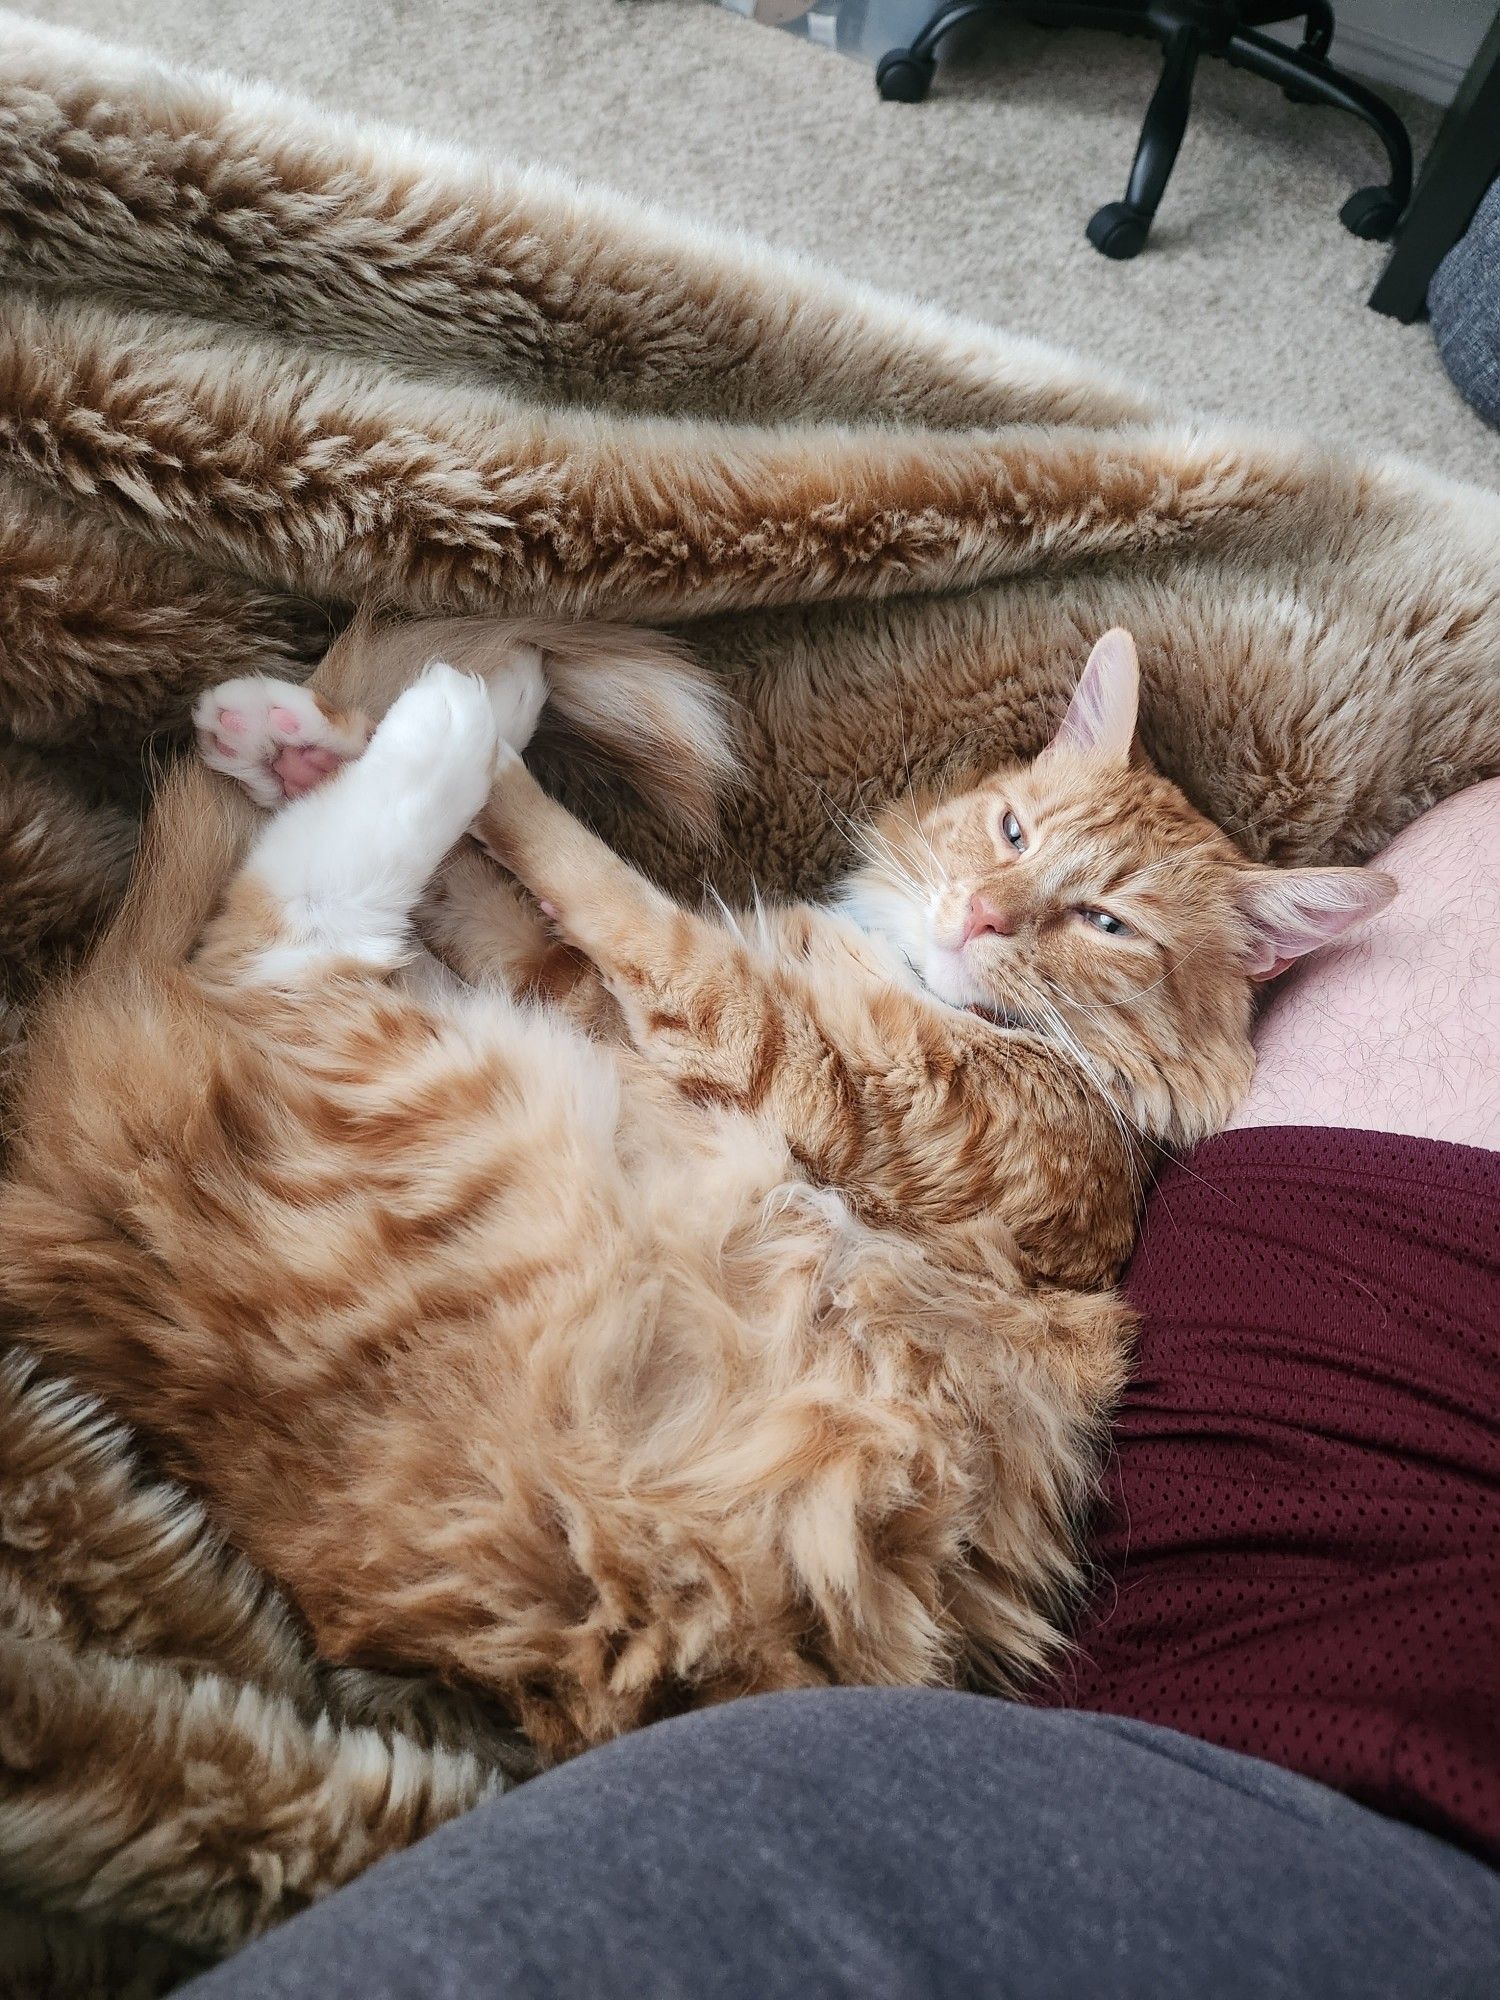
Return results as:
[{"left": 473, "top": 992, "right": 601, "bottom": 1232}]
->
[
  {"left": 1339, "top": 185, "right": 1401, "bottom": 240},
  {"left": 1086, "top": 201, "right": 1151, "bottom": 259},
  {"left": 875, "top": 49, "right": 935, "bottom": 102}
]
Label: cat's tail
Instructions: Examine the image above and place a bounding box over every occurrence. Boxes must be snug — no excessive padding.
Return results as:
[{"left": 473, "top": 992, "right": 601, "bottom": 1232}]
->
[
  {"left": 524, "top": 621, "right": 739, "bottom": 847},
  {"left": 314, "top": 614, "right": 739, "bottom": 846},
  {"left": 87, "top": 756, "right": 259, "bottom": 978}
]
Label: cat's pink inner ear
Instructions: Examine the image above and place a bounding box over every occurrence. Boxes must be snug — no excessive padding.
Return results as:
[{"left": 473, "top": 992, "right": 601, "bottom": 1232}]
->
[
  {"left": 1235, "top": 866, "right": 1397, "bottom": 980},
  {"left": 1044, "top": 628, "right": 1140, "bottom": 764}
]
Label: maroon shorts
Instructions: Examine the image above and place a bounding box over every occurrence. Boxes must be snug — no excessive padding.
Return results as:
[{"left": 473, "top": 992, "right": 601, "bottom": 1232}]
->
[{"left": 1035, "top": 1126, "right": 1500, "bottom": 1864}]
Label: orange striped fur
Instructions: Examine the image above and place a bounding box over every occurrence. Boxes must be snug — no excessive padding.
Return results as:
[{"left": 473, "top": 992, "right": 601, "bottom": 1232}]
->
[{"left": 0, "top": 624, "right": 1392, "bottom": 1759}]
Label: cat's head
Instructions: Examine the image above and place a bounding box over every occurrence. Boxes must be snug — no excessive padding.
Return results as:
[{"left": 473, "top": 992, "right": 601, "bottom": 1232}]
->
[{"left": 839, "top": 629, "right": 1395, "bottom": 1148}]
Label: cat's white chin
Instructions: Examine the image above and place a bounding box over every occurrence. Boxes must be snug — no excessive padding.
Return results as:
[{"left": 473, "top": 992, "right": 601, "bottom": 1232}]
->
[
  {"left": 920, "top": 945, "right": 989, "bottom": 1011},
  {"left": 833, "top": 872, "right": 926, "bottom": 974}
]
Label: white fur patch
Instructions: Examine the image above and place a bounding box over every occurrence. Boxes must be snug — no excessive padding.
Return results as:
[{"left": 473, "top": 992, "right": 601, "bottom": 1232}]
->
[
  {"left": 245, "top": 664, "right": 499, "bottom": 983},
  {"left": 832, "top": 871, "right": 928, "bottom": 986},
  {"left": 483, "top": 643, "right": 548, "bottom": 752}
]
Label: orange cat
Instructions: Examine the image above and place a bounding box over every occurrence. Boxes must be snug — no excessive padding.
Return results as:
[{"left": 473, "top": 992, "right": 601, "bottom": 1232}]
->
[{"left": 0, "top": 623, "right": 1393, "bottom": 1758}]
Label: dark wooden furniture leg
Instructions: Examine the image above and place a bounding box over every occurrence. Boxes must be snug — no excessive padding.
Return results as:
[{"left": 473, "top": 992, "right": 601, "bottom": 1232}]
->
[{"left": 1369, "top": 10, "right": 1500, "bottom": 323}]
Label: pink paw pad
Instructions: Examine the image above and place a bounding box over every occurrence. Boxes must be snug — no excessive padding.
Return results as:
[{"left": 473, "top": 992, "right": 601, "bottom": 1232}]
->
[
  {"left": 274, "top": 743, "right": 344, "bottom": 799},
  {"left": 195, "top": 676, "right": 366, "bottom": 811}
]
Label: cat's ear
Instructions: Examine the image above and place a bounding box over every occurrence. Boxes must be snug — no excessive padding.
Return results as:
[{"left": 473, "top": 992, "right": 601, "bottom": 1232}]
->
[
  {"left": 1042, "top": 628, "right": 1140, "bottom": 765},
  {"left": 1234, "top": 866, "right": 1397, "bottom": 980}
]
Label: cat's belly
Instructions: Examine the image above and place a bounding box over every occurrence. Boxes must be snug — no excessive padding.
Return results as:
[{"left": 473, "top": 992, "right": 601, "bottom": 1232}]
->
[{"left": 0, "top": 960, "right": 1115, "bottom": 1765}]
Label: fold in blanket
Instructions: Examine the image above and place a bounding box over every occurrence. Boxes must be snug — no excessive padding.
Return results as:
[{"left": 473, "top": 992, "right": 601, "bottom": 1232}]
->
[{"left": 0, "top": 13, "right": 1496, "bottom": 1995}]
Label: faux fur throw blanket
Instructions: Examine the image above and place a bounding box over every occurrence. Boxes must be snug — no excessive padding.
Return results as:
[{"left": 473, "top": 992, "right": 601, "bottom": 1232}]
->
[{"left": 1, "top": 13, "right": 1497, "bottom": 1995}]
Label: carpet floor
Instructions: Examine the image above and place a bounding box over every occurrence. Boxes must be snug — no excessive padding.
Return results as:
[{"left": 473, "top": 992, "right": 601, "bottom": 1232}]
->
[{"left": 16, "top": 0, "right": 1497, "bottom": 487}]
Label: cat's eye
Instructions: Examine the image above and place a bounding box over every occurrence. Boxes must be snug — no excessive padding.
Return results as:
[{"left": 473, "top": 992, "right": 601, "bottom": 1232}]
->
[
  {"left": 1079, "top": 907, "right": 1130, "bottom": 937},
  {"left": 1000, "top": 809, "right": 1027, "bottom": 853}
]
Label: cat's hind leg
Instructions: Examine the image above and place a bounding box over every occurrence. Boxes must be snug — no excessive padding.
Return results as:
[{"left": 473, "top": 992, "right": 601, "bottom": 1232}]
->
[
  {"left": 195, "top": 650, "right": 546, "bottom": 810},
  {"left": 211, "top": 664, "right": 499, "bottom": 985},
  {"left": 194, "top": 678, "right": 373, "bottom": 808}
]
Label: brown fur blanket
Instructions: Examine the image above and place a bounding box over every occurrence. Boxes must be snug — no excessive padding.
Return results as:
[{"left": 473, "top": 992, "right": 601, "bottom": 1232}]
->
[{"left": 1, "top": 13, "right": 1497, "bottom": 1995}]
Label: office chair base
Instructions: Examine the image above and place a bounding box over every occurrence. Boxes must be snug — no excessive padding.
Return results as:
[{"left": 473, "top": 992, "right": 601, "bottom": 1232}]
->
[
  {"left": 1339, "top": 185, "right": 1401, "bottom": 240},
  {"left": 1086, "top": 200, "right": 1152, "bottom": 259},
  {"left": 875, "top": 49, "right": 937, "bottom": 101},
  {"left": 874, "top": 5, "right": 1412, "bottom": 260}
]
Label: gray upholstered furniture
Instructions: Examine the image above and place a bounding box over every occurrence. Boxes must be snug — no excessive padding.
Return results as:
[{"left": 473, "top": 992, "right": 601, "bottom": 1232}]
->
[{"left": 1429, "top": 177, "right": 1500, "bottom": 432}]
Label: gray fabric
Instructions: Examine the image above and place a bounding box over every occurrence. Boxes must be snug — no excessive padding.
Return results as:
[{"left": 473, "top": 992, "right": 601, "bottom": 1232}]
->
[
  {"left": 183, "top": 1691, "right": 1500, "bottom": 1999},
  {"left": 1430, "top": 177, "right": 1500, "bottom": 431}
]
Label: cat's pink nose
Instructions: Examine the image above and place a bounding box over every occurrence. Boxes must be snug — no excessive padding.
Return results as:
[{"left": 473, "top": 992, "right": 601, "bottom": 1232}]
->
[{"left": 963, "top": 893, "right": 1017, "bottom": 943}]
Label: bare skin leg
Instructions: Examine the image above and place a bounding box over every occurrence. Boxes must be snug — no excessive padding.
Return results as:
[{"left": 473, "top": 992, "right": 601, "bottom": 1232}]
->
[{"left": 1229, "top": 778, "right": 1500, "bottom": 1150}]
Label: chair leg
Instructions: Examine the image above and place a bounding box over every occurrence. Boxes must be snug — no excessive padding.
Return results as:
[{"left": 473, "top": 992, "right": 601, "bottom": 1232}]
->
[
  {"left": 1086, "top": 24, "right": 1201, "bottom": 259},
  {"left": 873, "top": 2, "right": 1155, "bottom": 104},
  {"left": 1302, "top": 2, "right": 1334, "bottom": 56},
  {"left": 1281, "top": 1, "right": 1333, "bottom": 100},
  {"left": 1226, "top": 26, "right": 1413, "bottom": 239},
  {"left": 874, "top": 3, "right": 998, "bottom": 102}
]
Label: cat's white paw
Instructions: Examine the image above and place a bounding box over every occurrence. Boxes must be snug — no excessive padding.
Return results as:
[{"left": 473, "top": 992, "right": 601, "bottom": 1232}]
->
[
  {"left": 485, "top": 644, "right": 548, "bottom": 753},
  {"left": 364, "top": 663, "right": 500, "bottom": 831},
  {"left": 244, "top": 665, "right": 502, "bottom": 980},
  {"left": 194, "top": 676, "right": 371, "bottom": 810}
]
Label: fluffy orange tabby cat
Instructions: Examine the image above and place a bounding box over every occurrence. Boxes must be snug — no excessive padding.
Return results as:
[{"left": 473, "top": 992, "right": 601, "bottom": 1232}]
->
[{"left": 0, "top": 622, "right": 1393, "bottom": 1758}]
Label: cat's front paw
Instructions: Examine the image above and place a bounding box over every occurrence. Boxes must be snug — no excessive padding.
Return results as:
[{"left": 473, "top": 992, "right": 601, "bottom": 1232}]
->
[
  {"left": 470, "top": 741, "right": 538, "bottom": 867},
  {"left": 194, "top": 677, "right": 372, "bottom": 810}
]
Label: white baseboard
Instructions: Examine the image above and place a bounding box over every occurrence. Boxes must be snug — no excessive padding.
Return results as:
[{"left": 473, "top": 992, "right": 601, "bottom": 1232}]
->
[
  {"left": 1268, "top": 18, "right": 1470, "bottom": 106},
  {"left": 1336, "top": 20, "right": 1471, "bottom": 104}
]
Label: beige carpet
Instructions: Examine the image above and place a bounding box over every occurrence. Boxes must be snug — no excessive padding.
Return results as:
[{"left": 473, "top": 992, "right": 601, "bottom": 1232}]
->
[{"left": 17, "top": 0, "right": 1497, "bottom": 487}]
